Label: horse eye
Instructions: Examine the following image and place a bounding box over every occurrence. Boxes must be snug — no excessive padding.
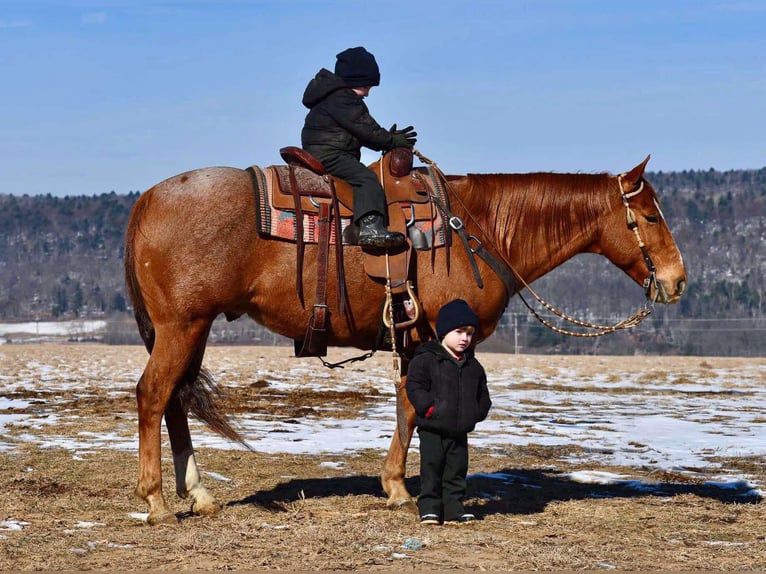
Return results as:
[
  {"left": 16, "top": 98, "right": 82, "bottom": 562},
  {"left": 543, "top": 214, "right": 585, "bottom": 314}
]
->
[{"left": 645, "top": 214, "right": 660, "bottom": 224}]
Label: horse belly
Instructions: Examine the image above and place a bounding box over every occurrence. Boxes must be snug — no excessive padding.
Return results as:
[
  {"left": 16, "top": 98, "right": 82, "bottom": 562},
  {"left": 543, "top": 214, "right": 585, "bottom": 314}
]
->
[{"left": 246, "top": 246, "right": 386, "bottom": 348}]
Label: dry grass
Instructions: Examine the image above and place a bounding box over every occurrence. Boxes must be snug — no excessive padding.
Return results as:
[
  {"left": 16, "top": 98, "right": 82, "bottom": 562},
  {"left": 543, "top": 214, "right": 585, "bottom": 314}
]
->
[
  {"left": 2, "top": 446, "right": 765, "bottom": 570},
  {"left": 0, "top": 345, "right": 764, "bottom": 570}
]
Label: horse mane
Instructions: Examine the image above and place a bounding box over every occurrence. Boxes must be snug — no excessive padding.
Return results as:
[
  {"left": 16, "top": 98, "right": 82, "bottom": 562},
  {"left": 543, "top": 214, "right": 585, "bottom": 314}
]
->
[{"left": 455, "top": 172, "right": 616, "bottom": 264}]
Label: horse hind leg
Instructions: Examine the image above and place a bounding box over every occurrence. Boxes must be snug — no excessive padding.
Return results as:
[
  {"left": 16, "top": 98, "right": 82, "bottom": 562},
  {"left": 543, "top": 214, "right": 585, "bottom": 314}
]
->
[
  {"left": 165, "top": 393, "right": 221, "bottom": 518},
  {"left": 165, "top": 340, "right": 236, "bottom": 518},
  {"left": 167, "top": 329, "right": 249, "bottom": 519},
  {"left": 135, "top": 320, "right": 213, "bottom": 525}
]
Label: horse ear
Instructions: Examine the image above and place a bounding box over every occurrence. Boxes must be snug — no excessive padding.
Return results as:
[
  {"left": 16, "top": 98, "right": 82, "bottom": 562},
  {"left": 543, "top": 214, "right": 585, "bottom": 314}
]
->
[{"left": 621, "top": 155, "right": 651, "bottom": 192}]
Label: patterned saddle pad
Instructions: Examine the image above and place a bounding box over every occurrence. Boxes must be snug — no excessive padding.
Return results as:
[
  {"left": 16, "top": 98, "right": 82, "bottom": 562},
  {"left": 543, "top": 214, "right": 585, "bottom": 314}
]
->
[{"left": 248, "top": 164, "right": 449, "bottom": 249}]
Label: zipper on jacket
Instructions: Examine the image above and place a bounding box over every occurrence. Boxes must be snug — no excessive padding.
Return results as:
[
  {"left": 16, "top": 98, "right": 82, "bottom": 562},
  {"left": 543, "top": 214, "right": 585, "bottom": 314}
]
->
[{"left": 455, "top": 362, "right": 463, "bottom": 435}]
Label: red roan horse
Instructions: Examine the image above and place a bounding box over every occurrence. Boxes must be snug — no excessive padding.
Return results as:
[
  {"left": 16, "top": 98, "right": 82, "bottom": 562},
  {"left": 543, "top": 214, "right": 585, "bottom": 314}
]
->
[{"left": 124, "top": 152, "right": 686, "bottom": 524}]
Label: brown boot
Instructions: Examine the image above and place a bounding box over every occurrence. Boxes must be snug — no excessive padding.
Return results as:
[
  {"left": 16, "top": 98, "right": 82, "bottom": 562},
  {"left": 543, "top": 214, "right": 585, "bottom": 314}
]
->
[{"left": 357, "top": 213, "right": 406, "bottom": 249}]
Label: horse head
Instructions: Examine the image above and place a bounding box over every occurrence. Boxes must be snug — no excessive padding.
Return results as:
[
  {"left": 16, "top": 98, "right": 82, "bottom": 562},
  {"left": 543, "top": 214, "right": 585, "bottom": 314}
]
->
[{"left": 593, "top": 156, "right": 687, "bottom": 304}]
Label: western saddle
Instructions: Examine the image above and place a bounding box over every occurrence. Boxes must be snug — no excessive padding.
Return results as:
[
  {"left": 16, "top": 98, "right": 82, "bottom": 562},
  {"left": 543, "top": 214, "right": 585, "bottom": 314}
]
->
[{"left": 266, "top": 146, "right": 448, "bottom": 358}]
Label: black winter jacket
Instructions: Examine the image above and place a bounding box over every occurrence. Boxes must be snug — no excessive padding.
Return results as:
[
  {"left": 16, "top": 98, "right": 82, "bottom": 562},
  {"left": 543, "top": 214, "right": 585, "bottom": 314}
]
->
[
  {"left": 405, "top": 341, "right": 492, "bottom": 437},
  {"left": 301, "top": 68, "right": 395, "bottom": 162}
]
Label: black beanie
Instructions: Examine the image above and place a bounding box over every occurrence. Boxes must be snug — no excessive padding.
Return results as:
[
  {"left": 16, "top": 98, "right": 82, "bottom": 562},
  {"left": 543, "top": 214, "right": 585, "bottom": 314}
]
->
[
  {"left": 435, "top": 299, "right": 479, "bottom": 340},
  {"left": 334, "top": 47, "right": 381, "bottom": 88}
]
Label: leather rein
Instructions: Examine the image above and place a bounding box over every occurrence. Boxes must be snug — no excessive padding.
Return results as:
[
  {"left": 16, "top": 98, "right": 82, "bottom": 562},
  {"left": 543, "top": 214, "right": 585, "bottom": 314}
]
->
[{"left": 414, "top": 150, "right": 658, "bottom": 338}]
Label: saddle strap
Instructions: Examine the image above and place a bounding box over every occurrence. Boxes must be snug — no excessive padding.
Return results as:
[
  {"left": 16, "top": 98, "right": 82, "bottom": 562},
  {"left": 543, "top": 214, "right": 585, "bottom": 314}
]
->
[
  {"left": 288, "top": 163, "right": 306, "bottom": 306},
  {"left": 424, "top": 166, "right": 452, "bottom": 271},
  {"left": 287, "top": 162, "right": 348, "bottom": 315},
  {"left": 418, "top": 156, "right": 516, "bottom": 298},
  {"left": 455, "top": 224, "right": 484, "bottom": 289},
  {"left": 428, "top": 190, "right": 484, "bottom": 289},
  {"left": 315, "top": 201, "right": 332, "bottom": 313},
  {"left": 330, "top": 186, "right": 348, "bottom": 317},
  {"left": 472, "top": 242, "right": 517, "bottom": 298},
  {"left": 297, "top": 201, "right": 332, "bottom": 357}
]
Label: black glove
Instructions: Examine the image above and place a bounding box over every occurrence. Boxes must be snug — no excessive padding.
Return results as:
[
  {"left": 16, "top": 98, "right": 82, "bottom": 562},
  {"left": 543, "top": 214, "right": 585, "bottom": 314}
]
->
[{"left": 389, "top": 123, "right": 417, "bottom": 148}]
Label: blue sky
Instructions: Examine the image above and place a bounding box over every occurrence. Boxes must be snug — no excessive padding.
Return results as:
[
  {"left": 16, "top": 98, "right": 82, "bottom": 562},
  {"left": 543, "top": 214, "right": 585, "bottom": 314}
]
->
[{"left": 1, "top": 0, "right": 764, "bottom": 197}]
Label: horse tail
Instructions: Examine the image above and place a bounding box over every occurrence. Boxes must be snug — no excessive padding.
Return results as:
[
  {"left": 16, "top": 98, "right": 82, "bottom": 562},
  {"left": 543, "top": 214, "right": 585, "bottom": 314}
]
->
[
  {"left": 124, "top": 191, "right": 155, "bottom": 353},
  {"left": 175, "top": 367, "right": 250, "bottom": 447}
]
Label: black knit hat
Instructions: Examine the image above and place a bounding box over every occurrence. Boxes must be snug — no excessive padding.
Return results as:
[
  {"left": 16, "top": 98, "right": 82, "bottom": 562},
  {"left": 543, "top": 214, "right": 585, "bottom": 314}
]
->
[
  {"left": 335, "top": 47, "right": 381, "bottom": 88},
  {"left": 435, "top": 299, "right": 479, "bottom": 340}
]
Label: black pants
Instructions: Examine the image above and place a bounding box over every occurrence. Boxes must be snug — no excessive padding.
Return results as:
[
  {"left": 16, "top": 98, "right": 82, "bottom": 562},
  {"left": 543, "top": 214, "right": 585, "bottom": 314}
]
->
[
  {"left": 416, "top": 428, "right": 469, "bottom": 520},
  {"left": 316, "top": 153, "right": 386, "bottom": 223}
]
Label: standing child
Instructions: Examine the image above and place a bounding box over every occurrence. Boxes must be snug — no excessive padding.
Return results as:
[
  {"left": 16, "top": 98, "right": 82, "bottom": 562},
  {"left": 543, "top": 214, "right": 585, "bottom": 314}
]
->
[{"left": 405, "top": 299, "right": 492, "bottom": 525}]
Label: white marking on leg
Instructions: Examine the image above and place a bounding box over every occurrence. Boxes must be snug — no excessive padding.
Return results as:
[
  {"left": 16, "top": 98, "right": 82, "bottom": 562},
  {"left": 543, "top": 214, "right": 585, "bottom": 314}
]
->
[
  {"left": 173, "top": 450, "right": 201, "bottom": 499},
  {"left": 173, "top": 449, "right": 218, "bottom": 514}
]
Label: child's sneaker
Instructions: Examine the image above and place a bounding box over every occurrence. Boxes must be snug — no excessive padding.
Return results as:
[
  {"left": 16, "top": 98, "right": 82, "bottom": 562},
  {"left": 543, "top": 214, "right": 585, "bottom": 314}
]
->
[
  {"left": 445, "top": 513, "right": 476, "bottom": 525},
  {"left": 419, "top": 513, "right": 440, "bottom": 525}
]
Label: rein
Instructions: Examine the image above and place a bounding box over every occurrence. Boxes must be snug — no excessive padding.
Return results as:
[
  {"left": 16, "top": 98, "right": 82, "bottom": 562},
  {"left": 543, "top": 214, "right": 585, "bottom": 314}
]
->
[{"left": 414, "top": 150, "right": 656, "bottom": 338}]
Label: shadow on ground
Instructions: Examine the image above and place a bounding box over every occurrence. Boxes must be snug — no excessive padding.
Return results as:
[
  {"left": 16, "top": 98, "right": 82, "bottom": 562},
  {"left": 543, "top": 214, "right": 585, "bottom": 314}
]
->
[{"left": 228, "top": 467, "right": 761, "bottom": 516}]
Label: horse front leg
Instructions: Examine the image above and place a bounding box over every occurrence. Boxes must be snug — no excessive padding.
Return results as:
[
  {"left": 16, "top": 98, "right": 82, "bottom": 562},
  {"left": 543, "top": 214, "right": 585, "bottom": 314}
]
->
[
  {"left": 165, "top": 396, "right": 221, "bottom": 517},
  {"left": 381, "top": 373, "right": 418, "bottom": 512}
]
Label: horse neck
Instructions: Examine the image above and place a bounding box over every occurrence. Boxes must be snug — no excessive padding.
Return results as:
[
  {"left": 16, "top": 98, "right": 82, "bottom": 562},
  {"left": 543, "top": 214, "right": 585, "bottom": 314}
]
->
[{"left": 458, "top": 172, "right": 615, "bottom": 283}]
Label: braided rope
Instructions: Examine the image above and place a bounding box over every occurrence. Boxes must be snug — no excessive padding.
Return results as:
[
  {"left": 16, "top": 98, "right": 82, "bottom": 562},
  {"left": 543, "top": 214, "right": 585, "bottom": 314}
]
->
[{"left": 384, "top": 252, "right": 402, "bottom": 385}]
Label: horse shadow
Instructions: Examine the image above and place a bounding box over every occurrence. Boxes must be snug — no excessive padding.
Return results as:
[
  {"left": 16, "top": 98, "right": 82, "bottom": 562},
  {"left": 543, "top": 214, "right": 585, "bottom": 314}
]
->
[
  {"left": 227, "top": 467, "right": 761, "bottom": 516},
  {"left": 463, "top": 468, "right": 761, "bottom": 517}
]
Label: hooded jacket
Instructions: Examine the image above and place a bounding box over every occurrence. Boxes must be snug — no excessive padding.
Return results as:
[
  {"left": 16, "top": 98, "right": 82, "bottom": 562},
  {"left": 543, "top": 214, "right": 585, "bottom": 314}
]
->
[
  {"left": 405, "top": 341, "right": 492, "bottom": 437},
  {"left": 301, "top": 68, "right": 395, "bottom": 162}
]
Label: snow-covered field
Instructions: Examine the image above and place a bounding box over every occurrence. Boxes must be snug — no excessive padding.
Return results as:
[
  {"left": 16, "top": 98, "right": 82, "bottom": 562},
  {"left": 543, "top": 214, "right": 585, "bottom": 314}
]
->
[
  {"left": 1, "top": 344, "right": 764, "bottom": 495},
  {"left": 0, "top": 320, "right": 107, "bottom": 344}
]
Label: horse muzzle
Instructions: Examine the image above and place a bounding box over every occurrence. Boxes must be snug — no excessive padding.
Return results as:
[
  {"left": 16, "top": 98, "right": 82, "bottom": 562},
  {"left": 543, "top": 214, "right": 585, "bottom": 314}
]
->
[{"left": 652, "top": 277, "right": 686, "bottom": 304}]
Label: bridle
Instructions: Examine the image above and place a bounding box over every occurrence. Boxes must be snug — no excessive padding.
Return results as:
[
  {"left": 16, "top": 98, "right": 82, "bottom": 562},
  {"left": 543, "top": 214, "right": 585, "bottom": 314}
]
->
[{"left": 619, "top": 174, "right": 662, "bottom": 303}]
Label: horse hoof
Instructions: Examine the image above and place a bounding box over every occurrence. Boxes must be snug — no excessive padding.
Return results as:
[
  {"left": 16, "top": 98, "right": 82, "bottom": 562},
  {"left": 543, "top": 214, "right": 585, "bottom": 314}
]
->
[
  {"left": 387, "top": 498, "right": 418, "bottom": 515},
  {"left": 192, "top": 500, "right": 222, "bottom": 517},
  {"left": 147, "top": 511, "right": 179, "bottom": 526}
]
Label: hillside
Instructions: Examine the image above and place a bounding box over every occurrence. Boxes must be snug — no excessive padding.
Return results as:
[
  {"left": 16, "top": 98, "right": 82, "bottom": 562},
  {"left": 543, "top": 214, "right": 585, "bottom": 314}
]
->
[{"left": 0, "top": 167, "right": 764, "bottom": 356}]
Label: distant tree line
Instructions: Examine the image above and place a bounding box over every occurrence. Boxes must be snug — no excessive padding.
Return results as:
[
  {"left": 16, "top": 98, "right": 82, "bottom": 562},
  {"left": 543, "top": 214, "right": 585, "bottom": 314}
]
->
[
  {"left": 0, "top": 191, "right": 135, "bottom": 319},
  {"left": 0, "top": 166, "right": 764, "bottom": 356}
]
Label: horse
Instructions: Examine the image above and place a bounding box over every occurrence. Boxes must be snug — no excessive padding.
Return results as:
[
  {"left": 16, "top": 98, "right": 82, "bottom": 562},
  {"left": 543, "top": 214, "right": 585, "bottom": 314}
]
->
[{"left": 124, "top": 152, "right": 686, "bottom": 525}]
